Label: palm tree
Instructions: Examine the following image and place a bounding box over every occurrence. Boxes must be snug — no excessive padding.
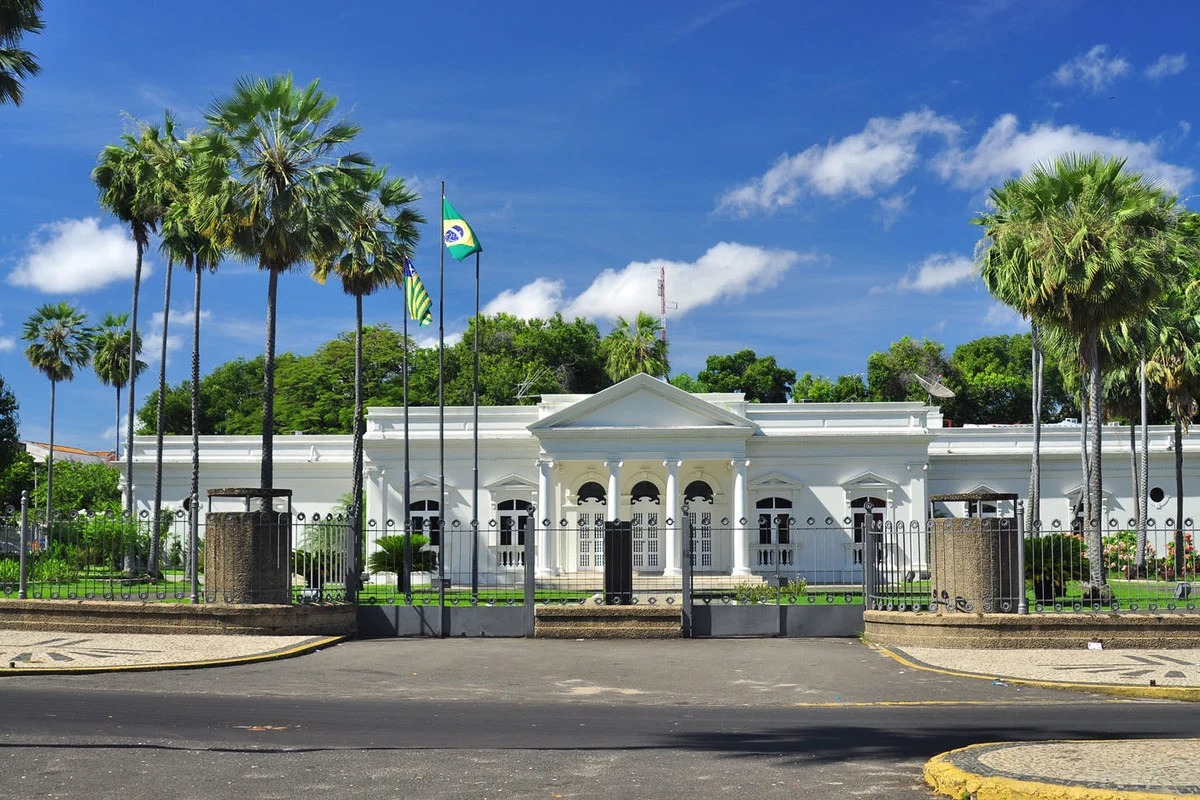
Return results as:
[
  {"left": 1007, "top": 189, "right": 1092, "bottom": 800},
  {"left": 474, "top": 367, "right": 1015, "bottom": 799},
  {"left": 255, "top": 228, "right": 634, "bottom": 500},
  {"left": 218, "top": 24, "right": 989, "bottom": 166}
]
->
[
  {"left": 92, "top": 312, "right": 146, "bottom": 455},
  {"left": 198, "top": 74, "right": 372, "bottom": 492},
  {"left": 975, "top": 153, "right": 1181, "bottom": 589},
  {"left": 312, "top": 168, "right": 424, "bottom": 594},
  {"left": 93, "top": 121, "right": 167, "bottom": 518},
  {"left": 0, "top": 0, "right": 42, "bottom": 106},
  {"left": 21, "top": 302, "right": 93, "bottom": 522},
  {"left": 603, "top": 312, "right": 669, "bottom": 382}
]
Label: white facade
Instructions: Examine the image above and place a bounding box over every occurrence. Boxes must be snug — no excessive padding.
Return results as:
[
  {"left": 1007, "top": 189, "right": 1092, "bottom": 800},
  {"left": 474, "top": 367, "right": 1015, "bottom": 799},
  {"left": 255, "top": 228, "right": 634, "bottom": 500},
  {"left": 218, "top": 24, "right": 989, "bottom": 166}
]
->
[{"left": 129, "top": 373, "right": 1200, "bottom": 584}]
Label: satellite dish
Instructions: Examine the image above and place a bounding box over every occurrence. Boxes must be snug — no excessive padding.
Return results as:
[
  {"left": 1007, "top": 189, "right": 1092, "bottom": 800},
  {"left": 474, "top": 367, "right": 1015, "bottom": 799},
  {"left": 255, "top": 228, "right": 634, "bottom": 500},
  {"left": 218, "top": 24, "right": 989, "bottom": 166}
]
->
[{"left": 914, "top": 374, "right": 955, "bottom": 401}]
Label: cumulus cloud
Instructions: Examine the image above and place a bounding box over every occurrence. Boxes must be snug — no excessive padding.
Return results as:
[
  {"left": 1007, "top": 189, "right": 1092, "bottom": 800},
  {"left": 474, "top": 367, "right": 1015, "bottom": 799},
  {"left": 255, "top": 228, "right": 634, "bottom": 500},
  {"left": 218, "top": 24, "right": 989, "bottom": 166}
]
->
[
  {"left": 0, "top": 337, "right": 13, "bottom": 353},
  {"left": 1053, "top": 45, "right": 1129, "bottom": 93},
  {"left": 8, "top": 217, "right": 143, "bottom": 293},
  {"left": 486, "top": 242, "right": 807, "bottom": 324},
  {"left": 1146, "top": 53, "right": 1188, "bottom": 80},
  {"left": 984, "top": 302, "right": 1026, "bottom": 330},
  {"left": 892, "top": 253, "right": 976, "bottom": 293},
  {"left": 142, "top": 307, "right": 211, "bottom": 365},
  {"left": 716, "top": 110, "right": 959, "bottom": 215},
  {"left": 935, "top": 113, "right": 1194, "bottom": 192},
  {"left": 483, "top": 278, "right": 565, "bottom": 319}
]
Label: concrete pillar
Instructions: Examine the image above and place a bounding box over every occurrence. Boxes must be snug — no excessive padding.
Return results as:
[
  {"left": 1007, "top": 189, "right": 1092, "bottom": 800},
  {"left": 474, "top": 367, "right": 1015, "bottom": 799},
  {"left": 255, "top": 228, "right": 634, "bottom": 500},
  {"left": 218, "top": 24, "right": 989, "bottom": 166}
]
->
[
  {"left": 663, "top": 459, "right": 681, "bottom": 576},
  {"left": 536, "top": 459, "right": 555, "bottom": 576},
  {"left": 605, "top": 460, "right": 622, "bottom": 522},
  {"left": 732, "top": 459, "right": 750, "bottom": 576}
]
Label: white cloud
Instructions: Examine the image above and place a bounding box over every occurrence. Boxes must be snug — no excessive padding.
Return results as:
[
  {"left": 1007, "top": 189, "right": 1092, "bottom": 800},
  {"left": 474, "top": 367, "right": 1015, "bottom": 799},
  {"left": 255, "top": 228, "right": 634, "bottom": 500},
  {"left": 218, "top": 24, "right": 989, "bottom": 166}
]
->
[
  {"left": 142, "top": 307, "right": 211, "bottom": 366},
  {"left": 483, "top": 278, "right": 566, "bottom": 319},
  {"left": 717, "top": 110, "right": 960, "bottom": 215},
  {"left": 893, "top": 253, "right": 976, "bottom": 293},
  {"left": 984, "top": 302, "right": 1026, "bottom": 330},
  {"left": 935, "top": 113, "right": 1194, "bottom": 193},
  {"left": 8, "top": 217, "right": 145, "bottom": 293},
  {"left": 0, "top": 337, "right": 13, "bottom": 353},
  {"left": 562, "top": 242, "right": 805, "bottom": 321},
  {"left": 487, "top": 243, "right": 807, "bottom": 325},
  {"left": 875, "top": 190, "right": 915, "bottom": 229},
  {"left": 1145, "top": 53, "right": 1188, "bottom": 80},
  {"left": 1053, "top": 44, "right": 1129, "bottom": 93}
]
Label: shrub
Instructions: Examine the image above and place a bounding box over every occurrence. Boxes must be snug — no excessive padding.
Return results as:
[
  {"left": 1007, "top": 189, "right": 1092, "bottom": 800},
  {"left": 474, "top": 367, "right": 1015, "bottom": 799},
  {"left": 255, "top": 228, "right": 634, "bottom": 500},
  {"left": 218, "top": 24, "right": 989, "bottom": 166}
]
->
[
  {"left": 1102, "top": 529, "right": 1156, "bottom": 576},
  {"left": 1026, "top": 533, "right": 1090, "bottom": 601},
  {"left": 368, "top": 534, "right": 437, "bottom": 574}
]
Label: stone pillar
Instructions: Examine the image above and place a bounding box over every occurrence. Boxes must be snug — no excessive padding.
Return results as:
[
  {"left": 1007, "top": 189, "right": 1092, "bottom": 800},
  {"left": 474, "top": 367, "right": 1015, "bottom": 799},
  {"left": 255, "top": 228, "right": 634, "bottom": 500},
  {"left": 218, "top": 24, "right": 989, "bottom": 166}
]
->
[
  {"left": 605, "top": 460, "right": 622, "bottom": 522},
  {"left": 732, "top": 459, "right": 750, "bottom": 576},
  {"left": 536, "top": 459, "right": 555, "bottom": 576},
  {"left": 204, "top": 488, "right": 293, "bottom": 604},
  {"left": 663, "top": 459, "right": 681, "bottom": 576}
]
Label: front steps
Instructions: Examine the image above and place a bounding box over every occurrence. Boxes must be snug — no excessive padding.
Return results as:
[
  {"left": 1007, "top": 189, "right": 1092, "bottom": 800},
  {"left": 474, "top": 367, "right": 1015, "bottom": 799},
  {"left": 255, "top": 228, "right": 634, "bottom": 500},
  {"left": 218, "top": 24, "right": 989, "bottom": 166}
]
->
[{"left": 535, "top": 603, "right": 682, "bottom": 639}]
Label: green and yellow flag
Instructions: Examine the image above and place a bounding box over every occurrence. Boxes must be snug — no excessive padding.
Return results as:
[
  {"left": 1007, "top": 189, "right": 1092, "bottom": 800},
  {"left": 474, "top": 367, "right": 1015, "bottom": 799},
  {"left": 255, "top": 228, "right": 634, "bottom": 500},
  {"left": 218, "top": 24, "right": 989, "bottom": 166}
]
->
[
  {"left": 442, "top": 198, "right": 482, "bottom": 261},
  {"left": 403, "top": 258, "right": 432, "bottom": 327}
]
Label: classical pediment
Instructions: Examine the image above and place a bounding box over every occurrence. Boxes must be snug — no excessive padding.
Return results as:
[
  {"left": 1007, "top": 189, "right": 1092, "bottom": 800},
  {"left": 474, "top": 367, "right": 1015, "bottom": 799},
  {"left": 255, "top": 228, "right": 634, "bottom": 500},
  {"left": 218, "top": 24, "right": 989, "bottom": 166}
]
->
[
  {"left": 841, "top": 470, "right": 898, "bottom": 491},
  {"left": 750, "top": 470, "right": 804, "bottom": 489},
  {"left": 529, "top": 374, "right": 755, "bottom": 436},
  {"left": 485, "top": 473, "right": 538, "bottom": 492}
]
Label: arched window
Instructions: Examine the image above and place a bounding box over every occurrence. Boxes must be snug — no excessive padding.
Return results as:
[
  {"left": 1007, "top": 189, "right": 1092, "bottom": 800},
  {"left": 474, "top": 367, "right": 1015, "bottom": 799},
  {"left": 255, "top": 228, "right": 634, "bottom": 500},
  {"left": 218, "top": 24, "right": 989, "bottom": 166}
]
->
[
  {"left": 577, "top": 481, "right": 606, "bottom": 504},
  {"left": 498, "top": 499, "right": 533, "bottom": 547},
  {"left": 684, "top": 480, "right": 714, "bottom": 503},
  {"left": 410, "top": 500, "right": 441, "bottom": 546},
  {"left": 850, "top": 496, "right": 885, "bottom": 565},
  {"left": 756, "top": 497, "right": 792, "bottom": 545},
  {"left": 630, "top": 481, "right": 660, "bottom": 504}
]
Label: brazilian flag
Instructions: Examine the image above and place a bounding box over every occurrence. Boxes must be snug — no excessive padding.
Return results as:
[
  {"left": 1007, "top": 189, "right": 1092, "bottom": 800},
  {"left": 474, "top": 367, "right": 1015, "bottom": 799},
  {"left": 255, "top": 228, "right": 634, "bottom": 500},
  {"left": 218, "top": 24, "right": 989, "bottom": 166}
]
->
[{"left": 442, "top": 198, "right": 482, "bottom": 261}]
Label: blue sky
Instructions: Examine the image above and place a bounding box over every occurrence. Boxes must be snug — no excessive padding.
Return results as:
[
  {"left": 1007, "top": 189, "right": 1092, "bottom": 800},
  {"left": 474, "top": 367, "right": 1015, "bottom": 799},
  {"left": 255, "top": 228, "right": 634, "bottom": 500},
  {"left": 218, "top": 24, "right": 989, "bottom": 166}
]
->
[{"left": 1, "top": 0, "right": 1197, "bottom": 452}]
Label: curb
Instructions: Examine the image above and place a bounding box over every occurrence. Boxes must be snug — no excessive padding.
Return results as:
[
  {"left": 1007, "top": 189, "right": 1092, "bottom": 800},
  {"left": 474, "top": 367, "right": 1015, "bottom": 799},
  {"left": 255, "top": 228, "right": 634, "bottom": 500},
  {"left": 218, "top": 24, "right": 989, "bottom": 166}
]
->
[
  {"left": 0, "top": 635, "right": 344, "bottom": 677},
  {"left": 875, "top": 645, "right": 1200, "bottom": 702},
  {"left": 925, "top": 742, "right": 1186, "bottom": 800}
]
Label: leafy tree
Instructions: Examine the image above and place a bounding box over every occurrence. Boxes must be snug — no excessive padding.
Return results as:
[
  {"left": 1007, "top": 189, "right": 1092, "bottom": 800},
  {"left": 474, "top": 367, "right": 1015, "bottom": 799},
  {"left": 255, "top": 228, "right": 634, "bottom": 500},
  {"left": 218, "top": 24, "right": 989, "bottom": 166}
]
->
[
  {"left": 947, "top": 334, "right": 1076, "bottom": 425},
  {"left": 0, "top": 0, "right": 42, "bottom": 106},
  {"left": 865, "top": 336, "right": 953, "bottom": 403},
  {"left": 791, "top": 373, "right": 867, "bottom": 403},
  {"left": 975, "top": 154, "right": 1185, "bottom": 588},
  {"left": 668, "top": 373, "right": 703, "bottom": 393},
  {"left": 694, "top": 349, "right": 795, "bottom": 403},
  {"left": 0, "top": 449, "right": 34, "bottom": 511},
  {"left": 93, "top": 118, "right": 167, "bottom": 517},
  {"left": 0, "top": 373, "right": 18, "bottom": 476},
  {"left": 92, "top": 313, "right": 146, "bottom": 455},
  {"left": 22, "top": 302, "right": 93, "bottom": 522},
  {"left": 199, "top": 73, "right": 372, "bottom": 491},
  {"left": 29, "top": 460, "right": 122, "bottom": 515},
  {"left": 603, "top": 312, "right": 668, "bottom": 382}
]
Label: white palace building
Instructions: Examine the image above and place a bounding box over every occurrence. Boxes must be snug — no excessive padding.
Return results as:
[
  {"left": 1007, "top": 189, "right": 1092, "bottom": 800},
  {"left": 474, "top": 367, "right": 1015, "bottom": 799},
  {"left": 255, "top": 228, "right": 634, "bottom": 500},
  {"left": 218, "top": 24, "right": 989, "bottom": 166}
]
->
[{"left": 129, "top": 373, "right": 1200, "bottom": 585}]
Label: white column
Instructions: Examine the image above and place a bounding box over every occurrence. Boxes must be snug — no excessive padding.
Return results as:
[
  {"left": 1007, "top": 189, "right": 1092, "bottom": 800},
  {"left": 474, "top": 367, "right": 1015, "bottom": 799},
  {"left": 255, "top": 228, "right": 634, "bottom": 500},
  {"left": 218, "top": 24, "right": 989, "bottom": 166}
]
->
[
  {"left": 605, "top": 459, "right": 622, "bottom": 522},
  {"left": 536, "top": 459, "right": 555, "bottom": 576},
  {"left": 732, "top": 458, "right": 750, "bottom": 576},
  {"left": 663, "top": 459, "right": 681, "bottom": 576}
]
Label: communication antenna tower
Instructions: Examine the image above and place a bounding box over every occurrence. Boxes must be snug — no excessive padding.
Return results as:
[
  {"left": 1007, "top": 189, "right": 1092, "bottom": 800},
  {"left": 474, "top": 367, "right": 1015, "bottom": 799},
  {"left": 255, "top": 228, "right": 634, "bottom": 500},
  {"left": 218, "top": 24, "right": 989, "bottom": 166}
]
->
[{"left": 657, "top": 265, "right": 678, "bottom": 344}]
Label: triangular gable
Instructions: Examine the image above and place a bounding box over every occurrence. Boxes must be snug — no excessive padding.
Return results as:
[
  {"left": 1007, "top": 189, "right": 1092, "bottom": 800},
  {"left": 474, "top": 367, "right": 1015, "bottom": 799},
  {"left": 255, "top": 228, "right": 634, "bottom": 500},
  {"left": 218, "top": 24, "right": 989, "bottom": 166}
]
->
[
  {"left": 749, "top": 470, "right": 804, "bottom": 489},
  {"left": 1063, "top": 484, "right": 1114, "bottom": 500},
  {"left": 841, "top": 470, "right": 898, "bottom": 491},
  {"left": 410, "top": 474, "right": 450, "bottom": 491},
  {"left": 529, "top": 373, "right": 754, "bottom": 433},
  {"left": 484, "top": 473, "right": 537, "bottom": 492}
]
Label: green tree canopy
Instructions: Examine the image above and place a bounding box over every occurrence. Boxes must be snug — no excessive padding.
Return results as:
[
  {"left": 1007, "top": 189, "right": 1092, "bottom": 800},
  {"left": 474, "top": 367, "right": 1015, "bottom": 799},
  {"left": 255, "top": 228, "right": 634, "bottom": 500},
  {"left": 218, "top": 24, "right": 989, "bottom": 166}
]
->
[
  {"left": 0, "top": 373, "right": 18, "bottom": 475},
  {"left": 692, "top": 349, "right": 796, "bottom": 403},
  {"left": 865, "top": 336, "right": 953, "bottom": 402},
  {"left": 0, "top": 0, "right": 43, "bottom": 106}
]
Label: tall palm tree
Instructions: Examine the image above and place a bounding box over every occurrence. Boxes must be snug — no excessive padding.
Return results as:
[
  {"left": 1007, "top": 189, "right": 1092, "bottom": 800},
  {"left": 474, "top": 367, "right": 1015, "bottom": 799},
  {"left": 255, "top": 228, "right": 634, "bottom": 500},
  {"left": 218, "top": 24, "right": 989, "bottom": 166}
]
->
[
  {"left": 975, "top": 153, "right": 1181, "bottom": 589},
  {"left": 0, "top": 0, "right": 42, "bottom": 106},
  {"left": 198, "top": 74, "right": 371, "bottom": 492},
  {"left": 22, "top": 302, "right": 93, "bottom": 522},
  {"left": 92, "top": 312, "right": 146, "bottom": 455},
  {"left": 603, "top": 312, "right": 669, "bottom": 382},
  {"left": 313, "top": 168, "right": 423, "bottom": 594},
  {"left": 93, "top": 121, "right": 167, "bottom": 518}
]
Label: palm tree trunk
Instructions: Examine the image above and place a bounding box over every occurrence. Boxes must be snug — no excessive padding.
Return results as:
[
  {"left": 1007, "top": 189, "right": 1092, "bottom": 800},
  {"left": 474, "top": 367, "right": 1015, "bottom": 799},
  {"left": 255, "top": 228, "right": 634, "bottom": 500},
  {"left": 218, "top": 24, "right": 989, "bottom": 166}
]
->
[
  {"left": 261, "top": 268, "right": 279, "bottom": 492},
  {"left": 349, "top": 293, "right": 365, "bottom": 601},
  {"left": 189, "top": 264, "right": 202, "bottom": 599},
  {"left": 1028, "top": 323, "right": 1042, "bottom": 532},
  {"left": 1085, "top": 332, "right": 1104, "bottom": 587},
  {"left": 1137, "top": 359, "right": 1149, "bottom": 572},
  {"left": 46, "top": 380, "right": 55, "bottom": 525},
  {"left": 1175, "top": 418, "right": 1185, "bottom": 576},
  {"left": 125, "top": 241, "right": 143, "bottom": 519},
  {"left": 150, "top": 261, "right": 173, "bottom": 577},
  {"left": 115, "top": 385, "right": 122, "bottom": 458}
]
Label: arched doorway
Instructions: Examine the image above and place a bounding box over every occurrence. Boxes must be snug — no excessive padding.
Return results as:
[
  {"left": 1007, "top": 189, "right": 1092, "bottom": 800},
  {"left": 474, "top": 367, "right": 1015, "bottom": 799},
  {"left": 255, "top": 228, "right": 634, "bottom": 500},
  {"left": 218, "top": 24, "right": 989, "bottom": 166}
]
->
[
  {"left": 576, "top": 481, "right": 606, "bottom": 570},
  {"left": 756, "top": 497, "right": 793, "bottom": 567},
  {"left": 685, "top": 480, "right": 715, "bottom": 570},
  {"left": 851, "top": 496, "right": 885, "bottom": 568},
  {"left": 630, "top": 480, "right": 661, "bottom": 570},
  {"left": 497, "top": 499, "right": 532, "bottom": 568}
]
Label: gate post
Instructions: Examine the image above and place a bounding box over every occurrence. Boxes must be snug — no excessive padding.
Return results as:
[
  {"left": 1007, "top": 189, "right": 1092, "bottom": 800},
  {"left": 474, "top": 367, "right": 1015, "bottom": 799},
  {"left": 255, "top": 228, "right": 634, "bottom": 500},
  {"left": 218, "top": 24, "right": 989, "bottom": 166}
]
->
[
  {"left": 862, "top": 501, "right": 878, "bottom": 607},
  {"left": 18, "top": 490, "right": 28, "bottom": 599},
  {"left": 681, "top": 505, "right": 693, "bottom": 638}
]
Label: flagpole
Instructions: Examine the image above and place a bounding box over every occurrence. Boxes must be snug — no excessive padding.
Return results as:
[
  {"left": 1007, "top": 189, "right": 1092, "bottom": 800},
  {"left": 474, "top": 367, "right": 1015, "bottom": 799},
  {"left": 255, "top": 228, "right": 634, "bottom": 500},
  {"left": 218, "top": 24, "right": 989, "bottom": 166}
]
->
[
  {"left": 402, "top": 288, "right": 412, "bottom": 606},
  {"left": 437, "top": 181, "right": 446, "bottom": 618},
  {"left": 471, "top": 250, "right": 480, "bottom": 597}
]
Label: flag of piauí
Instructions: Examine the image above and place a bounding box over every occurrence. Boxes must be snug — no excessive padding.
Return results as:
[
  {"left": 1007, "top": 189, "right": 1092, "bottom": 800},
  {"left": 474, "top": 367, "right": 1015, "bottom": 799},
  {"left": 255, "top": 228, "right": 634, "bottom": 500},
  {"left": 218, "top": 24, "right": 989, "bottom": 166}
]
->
[
  {"left": 442, "top": 198, "right": 482, "bottom": 261},
  {"left": 404, "top": 258, "right": 433, "bottom": 327}
]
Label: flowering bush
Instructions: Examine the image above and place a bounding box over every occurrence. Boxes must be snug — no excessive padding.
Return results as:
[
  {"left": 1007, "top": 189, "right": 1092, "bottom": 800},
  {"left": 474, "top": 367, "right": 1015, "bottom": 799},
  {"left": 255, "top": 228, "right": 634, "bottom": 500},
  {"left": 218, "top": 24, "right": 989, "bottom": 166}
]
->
[
  {"left": 1165, "top": 533, "right": 1197, "bottom": 577},
  {"left": 1102, "top": 530, "right": 1157, "bottom": 575}
]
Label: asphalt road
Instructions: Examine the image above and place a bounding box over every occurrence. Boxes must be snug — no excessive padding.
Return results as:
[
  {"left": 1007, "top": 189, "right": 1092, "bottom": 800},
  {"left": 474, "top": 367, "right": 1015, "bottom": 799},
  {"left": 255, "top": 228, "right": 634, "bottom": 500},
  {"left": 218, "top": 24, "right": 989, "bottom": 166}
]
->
[{"left": 0, "top": 638, "right": 1196, "bottom": 799}]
